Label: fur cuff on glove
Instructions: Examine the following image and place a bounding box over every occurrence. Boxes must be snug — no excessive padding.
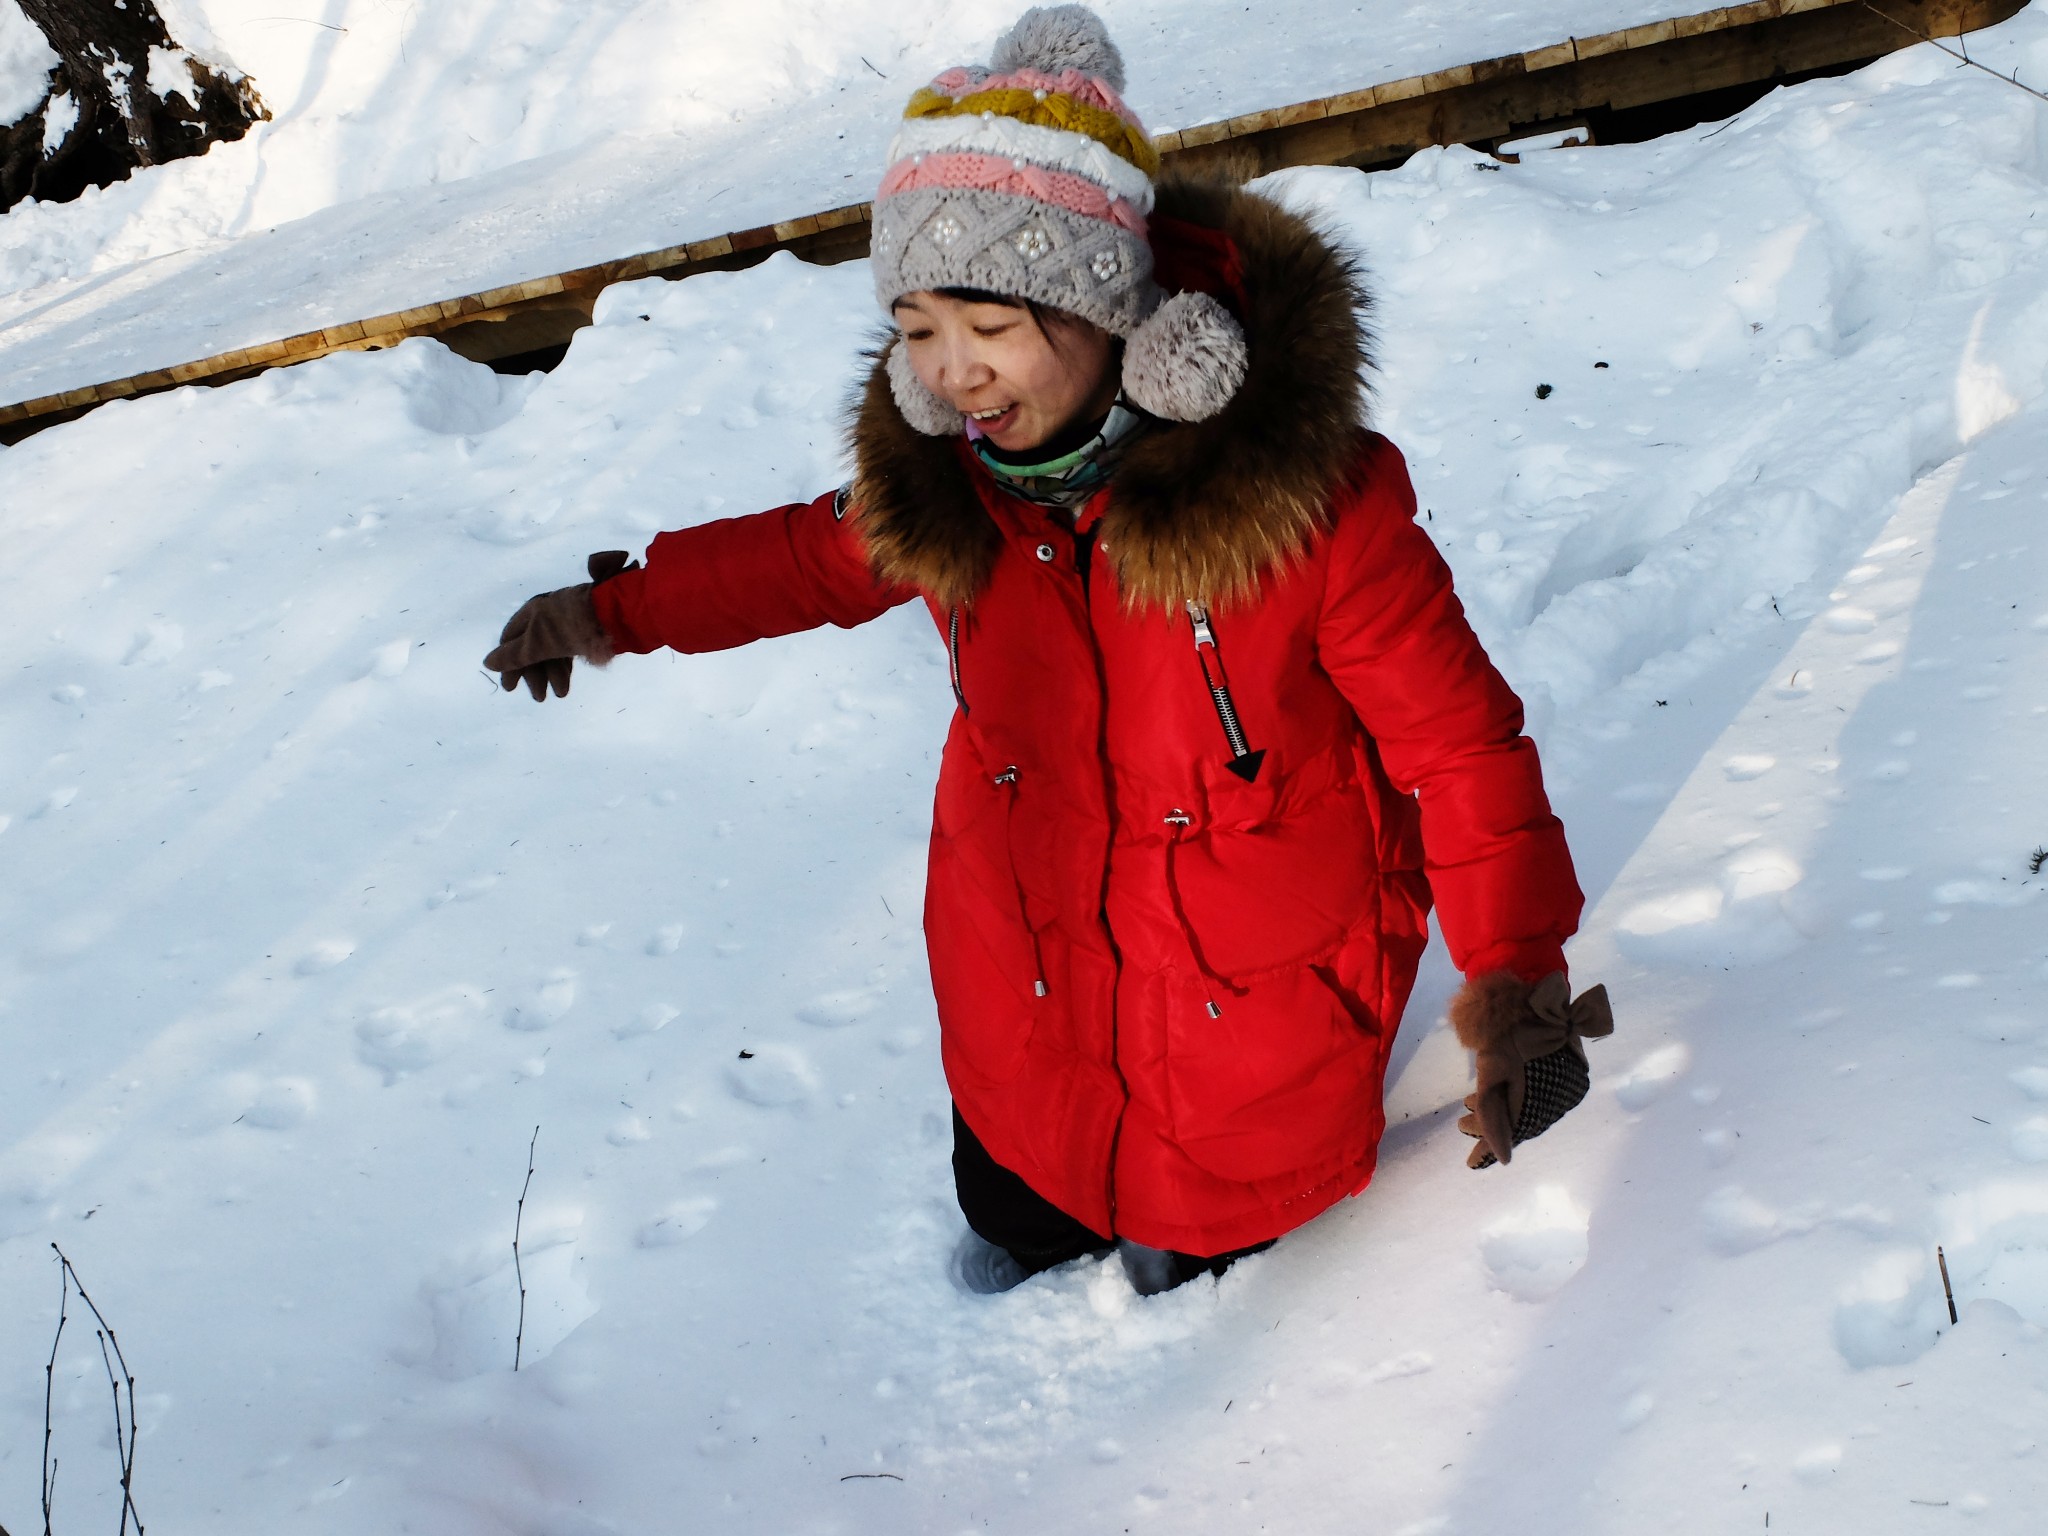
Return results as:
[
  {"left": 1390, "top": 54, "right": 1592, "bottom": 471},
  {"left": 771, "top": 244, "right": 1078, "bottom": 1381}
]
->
[{"left": 1452, "top": 970, "right": 1614, "bottom": 1169}]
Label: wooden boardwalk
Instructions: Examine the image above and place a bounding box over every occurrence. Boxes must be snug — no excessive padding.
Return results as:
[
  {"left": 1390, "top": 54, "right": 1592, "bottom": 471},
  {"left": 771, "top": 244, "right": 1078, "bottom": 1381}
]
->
[{"left": 0, "top": 0, "right": 2018, "bottom": 440}]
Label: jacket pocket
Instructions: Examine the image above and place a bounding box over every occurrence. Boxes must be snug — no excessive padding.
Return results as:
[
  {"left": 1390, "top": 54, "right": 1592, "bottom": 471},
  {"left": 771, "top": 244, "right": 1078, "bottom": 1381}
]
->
[
  {"left": 1164, "top": 779, "right": 1381, "bottom": 982},
  {"left": 926, "top": 757, "right": 1046, "bottom": 1085},
  {"left": 1163, "top": 943, "right": 1387, "bottom": 1184}
]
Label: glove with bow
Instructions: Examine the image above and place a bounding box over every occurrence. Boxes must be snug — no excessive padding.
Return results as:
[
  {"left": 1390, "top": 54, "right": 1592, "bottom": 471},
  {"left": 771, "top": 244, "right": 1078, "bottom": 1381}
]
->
[
  {"left": 483, "top": 550, "right": 639, "bottom": 700},
  {"left": 1452, "top": 970, "right": 1613, "bottom": 1169}
]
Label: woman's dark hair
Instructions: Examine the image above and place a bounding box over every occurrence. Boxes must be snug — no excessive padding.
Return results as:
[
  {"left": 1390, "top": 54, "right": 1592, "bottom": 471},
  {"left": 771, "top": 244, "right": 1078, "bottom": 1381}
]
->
[{"left": 920, "top": 287, "right": 1108, "bottom": 363}]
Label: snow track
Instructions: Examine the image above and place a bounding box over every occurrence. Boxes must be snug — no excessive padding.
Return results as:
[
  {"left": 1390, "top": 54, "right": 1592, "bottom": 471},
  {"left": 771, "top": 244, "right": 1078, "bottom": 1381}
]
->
[{"left": 4, "top": 12, "right": 2048, "bottom": 1533}]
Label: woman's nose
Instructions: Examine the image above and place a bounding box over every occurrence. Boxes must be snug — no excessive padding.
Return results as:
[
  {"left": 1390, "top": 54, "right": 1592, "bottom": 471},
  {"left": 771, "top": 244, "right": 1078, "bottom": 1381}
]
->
[{"left": 939, "top": 343, "right": 992, "bottom": 394}]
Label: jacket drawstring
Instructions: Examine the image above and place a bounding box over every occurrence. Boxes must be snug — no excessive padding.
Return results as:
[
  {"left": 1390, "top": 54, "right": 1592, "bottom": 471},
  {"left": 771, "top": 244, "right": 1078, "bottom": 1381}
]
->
[
  {"left": 1163, "top": 810, "right": 1231, "bottom": 1018},
  {"left": 995, "top": 766, "right": 1048, "bottom": 998}
]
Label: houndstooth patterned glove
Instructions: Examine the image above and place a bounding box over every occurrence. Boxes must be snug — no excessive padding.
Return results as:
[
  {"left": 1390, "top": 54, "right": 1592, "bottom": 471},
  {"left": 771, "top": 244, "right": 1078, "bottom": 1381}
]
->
[{"left": 1452, "top": 971, "right": 1613, "bottom": 1170}]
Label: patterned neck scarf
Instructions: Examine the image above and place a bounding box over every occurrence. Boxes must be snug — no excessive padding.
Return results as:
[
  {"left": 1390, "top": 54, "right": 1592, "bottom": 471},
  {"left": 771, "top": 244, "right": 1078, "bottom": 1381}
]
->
[{"left": 969, "top": 401, "right": 1149, "bottom": 513}]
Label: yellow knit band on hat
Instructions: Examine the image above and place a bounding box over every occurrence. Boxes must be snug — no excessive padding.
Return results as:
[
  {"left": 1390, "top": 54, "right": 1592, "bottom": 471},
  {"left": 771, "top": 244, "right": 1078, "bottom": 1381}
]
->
[{"left": 903, "top": 86, "right": 1161, "bottom": 178}]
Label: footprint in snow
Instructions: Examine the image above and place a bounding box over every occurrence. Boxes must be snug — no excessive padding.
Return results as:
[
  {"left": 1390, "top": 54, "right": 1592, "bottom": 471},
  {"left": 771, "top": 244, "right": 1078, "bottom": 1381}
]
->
[
  {"left": 294, "top": 938, "right": 355, "bottom": 975},
  {"left": 505, "top": 970, "right": 577, "bottom": 1031},
  {"left": 122, "top": 623, "right": 184, "bottom": 665},
  {"left": 354, "top": 986, "right": 488, "bottom": 1083},
  {"left": 637, "top": 1198, "right": 717, "bottom": 1248},
  {"left": 1612, "top": 1042, "right": 1689, "bottom": 1109},
  {"left": 646, "top": 924, "right": 684, "bottom": 956},
  {"left": 2009, "top": 1067, "right": 2048, "bottom": 1100},
  {"left": 426, "top": 874, "right": 496, "bottom": 908},
  {"left": 613, "top": 1003, "right": 678, "bottom": 1040},
  {"left": 1479, "top": 1185, "right": 1589, "bottom": 1301},
  {"left": 408, "top": 1215, "right": 595, "bottom": 1380},
  {"left": 359, "top": 639, "right": 413, "bottom": 680},
  {"left": 239, "top": 1077, "right": 316, "bottom": 1130},
  {"left": 725, "top": 1044, "right": 818, "bottom": 1108},
  {"left": 2009, "top": 1118, "right": 2048, "bottom": 1163},
  {"left": 1701, "top": 1184, "right": 1820, "bottom": 1255}
]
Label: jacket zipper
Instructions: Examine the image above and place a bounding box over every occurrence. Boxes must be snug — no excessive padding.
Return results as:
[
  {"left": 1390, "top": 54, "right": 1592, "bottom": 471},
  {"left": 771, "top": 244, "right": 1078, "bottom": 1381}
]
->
[
  {"left": 1185, "top": 600, "right": 1265, "bottom": 783},
  {"left": 947, "top": 606, "right": 969, "bottom": 716},
  {"left": 1072, "top": 510, "right": 1128, "bottom": 1232}
]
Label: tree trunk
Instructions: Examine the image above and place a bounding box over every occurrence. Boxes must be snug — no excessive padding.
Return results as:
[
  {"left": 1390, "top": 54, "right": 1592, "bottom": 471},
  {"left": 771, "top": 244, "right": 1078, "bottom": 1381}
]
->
[{"left": 4, "top": 0, "right": 267, "bottom": 213}]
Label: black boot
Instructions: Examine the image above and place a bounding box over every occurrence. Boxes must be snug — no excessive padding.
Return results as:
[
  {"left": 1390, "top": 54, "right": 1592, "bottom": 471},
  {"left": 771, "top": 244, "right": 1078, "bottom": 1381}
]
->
[{"left": 1117, "top": 1237, "right": 1276, "bottom": 1296}]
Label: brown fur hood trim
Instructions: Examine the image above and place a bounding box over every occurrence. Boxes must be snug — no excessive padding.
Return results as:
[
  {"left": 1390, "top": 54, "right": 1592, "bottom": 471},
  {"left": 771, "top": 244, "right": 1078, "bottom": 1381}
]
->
[{"left": 848, "top": 177, "right": 1372, "bottom": 611}]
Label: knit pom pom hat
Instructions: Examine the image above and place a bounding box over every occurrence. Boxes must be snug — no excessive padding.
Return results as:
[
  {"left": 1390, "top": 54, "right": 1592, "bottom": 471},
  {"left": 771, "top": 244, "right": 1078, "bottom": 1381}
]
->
[{"left": 872, "top": 4, "right": 1247, "bottom": 431}]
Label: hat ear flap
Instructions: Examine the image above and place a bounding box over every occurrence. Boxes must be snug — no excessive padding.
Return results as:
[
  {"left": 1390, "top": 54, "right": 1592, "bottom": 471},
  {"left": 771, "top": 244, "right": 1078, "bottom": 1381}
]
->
[
  {"left": 1121, "top": 290, "right": 1248, "bottom": 423},
  {"left": 887, "top": 337, "right": 964, "bottom": 436}
]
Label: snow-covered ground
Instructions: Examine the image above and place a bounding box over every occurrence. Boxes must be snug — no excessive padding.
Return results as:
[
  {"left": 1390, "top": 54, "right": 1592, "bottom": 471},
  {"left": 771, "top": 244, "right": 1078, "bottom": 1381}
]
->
[
  {"left": 5, "top": 7, "right": 2048, "bottom": 1533},
  {"left": 2, "top": 0, "right": 1728, "bottom": 408}
]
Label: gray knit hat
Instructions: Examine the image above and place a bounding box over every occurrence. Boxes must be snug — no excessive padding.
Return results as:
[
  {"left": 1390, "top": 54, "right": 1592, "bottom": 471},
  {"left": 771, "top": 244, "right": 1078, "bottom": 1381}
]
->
[{"left": 871, "top": 5, "right": 1248, "bottom": 430}]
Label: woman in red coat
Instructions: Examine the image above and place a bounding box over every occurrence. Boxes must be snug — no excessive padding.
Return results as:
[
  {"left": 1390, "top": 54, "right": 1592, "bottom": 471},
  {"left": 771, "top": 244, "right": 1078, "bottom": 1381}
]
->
[{"left": 487, "top": 6, "right": 1610, "bottom": 1296}]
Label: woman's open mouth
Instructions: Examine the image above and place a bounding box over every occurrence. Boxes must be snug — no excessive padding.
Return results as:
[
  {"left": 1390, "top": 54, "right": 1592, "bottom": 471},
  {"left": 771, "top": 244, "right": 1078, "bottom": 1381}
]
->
[{"left": 967, "top": 403, "right": 1019, "bottom": 434}]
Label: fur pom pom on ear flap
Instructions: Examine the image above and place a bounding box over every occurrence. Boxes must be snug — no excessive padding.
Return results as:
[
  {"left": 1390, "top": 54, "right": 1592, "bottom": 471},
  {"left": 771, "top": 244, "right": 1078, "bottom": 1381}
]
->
[
  {"left": 1121, "top": 290, "right": 1248, "bottom": 423},
  {"left": 990, "top": 5, "right": 1126, "bottom": 92},
  {"left": 887, "top": 337, "right": 964, "bottom": 436}
]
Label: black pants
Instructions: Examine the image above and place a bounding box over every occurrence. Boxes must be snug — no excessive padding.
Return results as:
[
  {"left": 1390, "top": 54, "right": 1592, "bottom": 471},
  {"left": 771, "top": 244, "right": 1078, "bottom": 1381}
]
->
[{"left": 952, "top": 1106, "right": 1274, "bottom": 1285}]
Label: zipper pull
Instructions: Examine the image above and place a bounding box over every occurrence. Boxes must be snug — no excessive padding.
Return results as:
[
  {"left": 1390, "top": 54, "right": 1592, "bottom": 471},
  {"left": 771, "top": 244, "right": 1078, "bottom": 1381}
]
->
[{"left": 1183, "top": 599, "right": 1266, "bottom": 784}]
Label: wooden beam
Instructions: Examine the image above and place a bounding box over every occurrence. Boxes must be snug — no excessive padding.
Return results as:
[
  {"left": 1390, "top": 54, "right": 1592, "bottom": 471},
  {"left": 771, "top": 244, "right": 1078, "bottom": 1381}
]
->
[{"left": 0, "top": 0, "right": 2024, "bottom": 440}]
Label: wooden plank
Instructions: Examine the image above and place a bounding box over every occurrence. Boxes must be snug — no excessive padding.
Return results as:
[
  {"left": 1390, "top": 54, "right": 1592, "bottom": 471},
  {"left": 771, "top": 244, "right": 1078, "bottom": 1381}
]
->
[
  {"left": 1321, "top": 86, "right": 1382, "bottom": 116},
  {"left": 7, "top": 0, "right": 2024, "bottom": 434},
  {"left": 1176, "top": 119, "right": 1236, "bottom": 148},
  {"left": 1521, "top": 41, "right": 1581, "bottom": 71},
  {"left": 1470, "top": 53, "right": 1531, "bottom": 85}
]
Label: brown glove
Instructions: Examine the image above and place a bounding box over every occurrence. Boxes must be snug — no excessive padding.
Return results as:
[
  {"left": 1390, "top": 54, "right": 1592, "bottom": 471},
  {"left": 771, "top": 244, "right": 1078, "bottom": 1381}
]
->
[
  {"left": 1452, "top": 970, "right": 1613, "bottom": 1169},
  {"left": 483, "top": 551, "right": 638, "bottom": 700}
]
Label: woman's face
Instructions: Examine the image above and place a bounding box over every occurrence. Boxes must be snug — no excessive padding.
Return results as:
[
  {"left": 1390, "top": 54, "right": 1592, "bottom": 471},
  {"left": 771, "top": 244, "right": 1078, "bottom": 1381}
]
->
[{"left": 894, "top": 291, "right": 1118, "bottom": 453}]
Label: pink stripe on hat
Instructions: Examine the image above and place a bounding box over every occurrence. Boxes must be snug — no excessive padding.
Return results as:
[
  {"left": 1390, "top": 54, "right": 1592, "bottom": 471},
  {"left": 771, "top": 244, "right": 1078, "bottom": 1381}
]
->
[{"left": 877, "top": 152, "right": 1149, "bottom": 236}]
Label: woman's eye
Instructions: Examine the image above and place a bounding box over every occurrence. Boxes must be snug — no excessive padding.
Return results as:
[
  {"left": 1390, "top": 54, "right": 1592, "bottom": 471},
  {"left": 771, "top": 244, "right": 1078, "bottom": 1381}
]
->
[
  {"left": 902, "top": 328, "right": 935, "bottom": 342},
  {"left": 973, "top": 324, "right": 1017, "bottom": 338}
]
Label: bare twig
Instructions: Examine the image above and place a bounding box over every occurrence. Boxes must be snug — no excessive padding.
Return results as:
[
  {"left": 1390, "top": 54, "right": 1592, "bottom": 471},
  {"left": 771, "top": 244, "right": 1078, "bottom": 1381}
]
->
[
  {"left": 48, "top": 1245, "right": 144, "bottom": 1534},
  {"left": 513, "top": 1125, "right": 539, "bottom": 1371},
  {"left": 1937, "top": 1244, "right": 1958, "bottom": 1325},
  {"left": 42, "top": 1256, "right": 68, "bottom": 1536},
  {"left": 1861, "top": 3, "right": 2048, "bottom": 105}
]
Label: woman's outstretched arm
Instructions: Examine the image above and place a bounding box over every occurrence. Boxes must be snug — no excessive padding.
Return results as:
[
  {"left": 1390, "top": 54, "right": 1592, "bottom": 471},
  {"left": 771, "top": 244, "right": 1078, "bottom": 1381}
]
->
[{"left": 595, "top": 488, "right": 916, "bottom": 656}]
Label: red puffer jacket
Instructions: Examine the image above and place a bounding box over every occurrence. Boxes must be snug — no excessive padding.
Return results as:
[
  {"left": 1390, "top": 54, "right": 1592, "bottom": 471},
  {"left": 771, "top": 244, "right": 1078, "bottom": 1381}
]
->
[{"left": 594, "top": 180, "right": 1583, "bottom": 1257}]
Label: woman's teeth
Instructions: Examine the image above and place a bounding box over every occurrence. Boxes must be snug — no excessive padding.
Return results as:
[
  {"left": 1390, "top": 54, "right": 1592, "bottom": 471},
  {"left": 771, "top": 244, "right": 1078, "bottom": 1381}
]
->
[{"left": 970, "top": 406, "right": 1012, "bottom": 421}]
